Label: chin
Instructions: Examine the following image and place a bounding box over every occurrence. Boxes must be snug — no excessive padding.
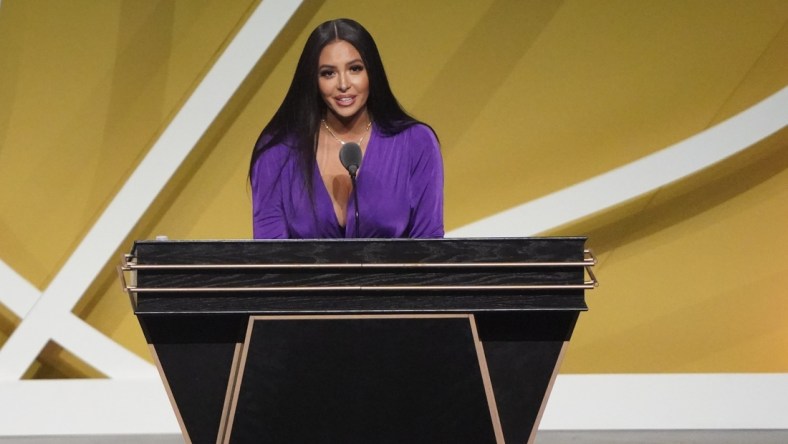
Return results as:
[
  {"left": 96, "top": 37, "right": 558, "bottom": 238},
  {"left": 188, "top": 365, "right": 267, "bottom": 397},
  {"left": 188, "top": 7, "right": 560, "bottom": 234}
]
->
[{"left": 331, "top": 108, "right": 364, "bottom": 121}]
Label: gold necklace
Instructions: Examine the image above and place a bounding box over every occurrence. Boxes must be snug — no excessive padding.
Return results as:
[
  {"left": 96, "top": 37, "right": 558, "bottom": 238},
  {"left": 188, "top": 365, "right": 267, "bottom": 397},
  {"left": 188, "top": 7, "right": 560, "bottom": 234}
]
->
[{"left": 322, "top": 119, "right": 372, "bottom": 145}]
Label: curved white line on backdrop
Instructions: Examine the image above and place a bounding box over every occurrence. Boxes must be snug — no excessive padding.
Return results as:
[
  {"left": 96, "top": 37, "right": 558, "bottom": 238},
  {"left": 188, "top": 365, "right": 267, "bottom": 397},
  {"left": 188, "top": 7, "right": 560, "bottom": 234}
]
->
[
  {"left": 448, "top": 86, "right": 788, "bottom": 238},
  {"left": 0, "top": 0, "right": 304, "bottom": 381},
  {"left": 0, "top": 2, "right": 784, "bottom": 435},
  {"left": 0, "top": 1, "right": 303, "bottom": 438}
]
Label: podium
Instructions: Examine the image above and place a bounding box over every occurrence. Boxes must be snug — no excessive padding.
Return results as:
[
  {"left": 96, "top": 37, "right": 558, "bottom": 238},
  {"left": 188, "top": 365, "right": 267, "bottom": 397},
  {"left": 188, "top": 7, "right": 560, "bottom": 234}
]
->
[{"left": 122, "top": 238, "right": 596, "bottom": 443}]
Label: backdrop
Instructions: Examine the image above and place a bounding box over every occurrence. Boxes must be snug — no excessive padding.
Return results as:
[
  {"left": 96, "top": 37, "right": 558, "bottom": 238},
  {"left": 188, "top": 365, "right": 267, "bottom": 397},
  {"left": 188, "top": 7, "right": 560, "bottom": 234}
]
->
[{"left": 0, "top": 0, "right": 786, "bottom": 436}]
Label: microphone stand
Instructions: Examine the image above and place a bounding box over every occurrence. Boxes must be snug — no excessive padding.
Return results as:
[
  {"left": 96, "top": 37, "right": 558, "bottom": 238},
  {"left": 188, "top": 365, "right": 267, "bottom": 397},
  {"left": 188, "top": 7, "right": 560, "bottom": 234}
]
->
[{"left": 349, "top": 170, "right": 360, "bottom": 237}]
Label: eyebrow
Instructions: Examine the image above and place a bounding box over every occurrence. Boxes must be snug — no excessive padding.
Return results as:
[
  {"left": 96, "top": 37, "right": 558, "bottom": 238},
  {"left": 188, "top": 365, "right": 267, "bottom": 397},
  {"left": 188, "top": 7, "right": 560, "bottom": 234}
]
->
[{"left": 319, "top": 59, "right": 365, "bottom": 70}]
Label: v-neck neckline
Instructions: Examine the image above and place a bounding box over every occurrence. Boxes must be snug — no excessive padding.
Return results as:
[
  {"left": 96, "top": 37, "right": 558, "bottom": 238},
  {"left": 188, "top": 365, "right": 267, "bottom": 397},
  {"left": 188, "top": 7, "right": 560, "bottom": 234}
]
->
[{"left": 315, "top": 124, "right": 376, "bottom": 235}]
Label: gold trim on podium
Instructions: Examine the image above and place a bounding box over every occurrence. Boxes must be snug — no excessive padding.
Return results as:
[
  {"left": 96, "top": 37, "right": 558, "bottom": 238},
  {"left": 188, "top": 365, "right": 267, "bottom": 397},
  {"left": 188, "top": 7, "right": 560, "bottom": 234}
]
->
[{"left": 118, "top": 250, "right": 599, "bottom": 296}]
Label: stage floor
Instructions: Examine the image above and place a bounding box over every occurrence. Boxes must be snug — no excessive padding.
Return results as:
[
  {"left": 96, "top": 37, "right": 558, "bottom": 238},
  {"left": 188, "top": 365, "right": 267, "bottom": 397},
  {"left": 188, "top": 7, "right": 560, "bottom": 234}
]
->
[{"left": 2, "top": 430, "right": 788, "bottom": 443}]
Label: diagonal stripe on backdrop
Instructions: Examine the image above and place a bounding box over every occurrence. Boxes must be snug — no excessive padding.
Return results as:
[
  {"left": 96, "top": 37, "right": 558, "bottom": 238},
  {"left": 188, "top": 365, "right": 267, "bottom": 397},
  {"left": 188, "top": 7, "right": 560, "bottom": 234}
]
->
[
  {"left": 448, "top": 86, "right": 788, "bottom": 238},
  {"left": 0, "top": 0, "right": 304, "bottom": 381}
]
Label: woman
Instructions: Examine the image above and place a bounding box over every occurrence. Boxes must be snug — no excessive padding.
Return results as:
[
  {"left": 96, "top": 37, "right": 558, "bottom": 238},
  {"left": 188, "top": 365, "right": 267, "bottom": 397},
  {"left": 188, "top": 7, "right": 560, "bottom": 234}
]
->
[{"left": 250, "top": 18, "right": 443, "bottom": 239}]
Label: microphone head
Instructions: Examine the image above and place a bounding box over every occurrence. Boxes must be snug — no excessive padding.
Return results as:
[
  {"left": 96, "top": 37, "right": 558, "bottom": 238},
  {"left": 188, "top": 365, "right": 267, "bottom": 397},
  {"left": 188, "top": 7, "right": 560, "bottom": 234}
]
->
[{"left": 339, "top": 142, "right": 362, "bottom": 176}]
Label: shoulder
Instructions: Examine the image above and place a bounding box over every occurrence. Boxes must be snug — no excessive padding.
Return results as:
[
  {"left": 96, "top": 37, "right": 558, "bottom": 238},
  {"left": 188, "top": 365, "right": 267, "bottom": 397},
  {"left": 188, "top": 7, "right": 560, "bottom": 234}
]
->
[
  {"left": 406, "top": 124, "right": 440, "bottom": 159},
  {"left": 382, "top": 123, "right": 439, "bottom": 152},
  {"left": 402, "top": 123, "right": 438, "bottom": 142},
  {"left": 394, "top": 124, "right": 442, "bottom": 174},
  {"left": 253, "top": 134, "right": 300, "bottom": 167},
  {"left": 251, "top": 142, "right": 297, "bottom": 185},
  {"left": 256, "top": 142, "right": 293, "bottom": 162}
]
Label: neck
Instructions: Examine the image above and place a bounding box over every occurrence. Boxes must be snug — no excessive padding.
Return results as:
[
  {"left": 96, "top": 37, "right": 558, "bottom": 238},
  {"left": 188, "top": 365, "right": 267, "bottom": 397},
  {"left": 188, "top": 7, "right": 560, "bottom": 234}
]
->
[{"left": 324, "top": 110, "right": 370, "bottom": 134}]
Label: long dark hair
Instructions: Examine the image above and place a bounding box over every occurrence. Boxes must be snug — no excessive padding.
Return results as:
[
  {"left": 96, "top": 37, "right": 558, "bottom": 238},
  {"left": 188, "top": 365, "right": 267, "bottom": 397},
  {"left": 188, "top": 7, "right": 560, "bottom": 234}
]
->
[{"left": 249, "top": 18, "right": 422, "bottom": 191}]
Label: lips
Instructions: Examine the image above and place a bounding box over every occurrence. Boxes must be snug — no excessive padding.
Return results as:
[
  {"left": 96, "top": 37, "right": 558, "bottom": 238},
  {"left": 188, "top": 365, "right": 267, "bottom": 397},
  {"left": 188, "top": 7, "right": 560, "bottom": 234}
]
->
[{"left": 334, "top": 95, "right": 356, "bottom": 106}]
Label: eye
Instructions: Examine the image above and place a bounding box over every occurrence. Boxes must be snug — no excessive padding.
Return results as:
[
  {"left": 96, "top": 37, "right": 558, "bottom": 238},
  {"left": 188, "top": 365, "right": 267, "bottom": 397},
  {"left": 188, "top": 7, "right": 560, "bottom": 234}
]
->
[
  {"left": 349, "top": 64, "right": 365, "bottom": 73},
  {"left": 319, "top": 69, "right": 335, "bottom": 78}
]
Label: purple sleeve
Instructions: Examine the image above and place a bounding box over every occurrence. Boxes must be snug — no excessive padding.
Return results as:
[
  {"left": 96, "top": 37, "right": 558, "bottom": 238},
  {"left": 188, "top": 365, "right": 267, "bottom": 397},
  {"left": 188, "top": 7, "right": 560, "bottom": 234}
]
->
[
  {"left": 408, "top": 125, "right": 444, "bottom": 238},
  {"left": 251, "top": 145, "right": 290, "bottom": 239}
]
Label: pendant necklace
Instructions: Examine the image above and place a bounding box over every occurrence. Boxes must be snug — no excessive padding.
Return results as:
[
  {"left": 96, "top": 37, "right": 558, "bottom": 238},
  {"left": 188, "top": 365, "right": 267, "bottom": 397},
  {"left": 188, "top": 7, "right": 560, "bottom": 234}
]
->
[{"left": 322, "top": 119, "right": 372, "bottom": 145}]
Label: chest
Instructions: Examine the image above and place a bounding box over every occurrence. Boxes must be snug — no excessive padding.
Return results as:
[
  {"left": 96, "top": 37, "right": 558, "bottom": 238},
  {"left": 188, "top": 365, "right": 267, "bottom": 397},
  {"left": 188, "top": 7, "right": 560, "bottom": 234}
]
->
[{"left": 287, "top": 135, "right": 413, "bottom": 237}]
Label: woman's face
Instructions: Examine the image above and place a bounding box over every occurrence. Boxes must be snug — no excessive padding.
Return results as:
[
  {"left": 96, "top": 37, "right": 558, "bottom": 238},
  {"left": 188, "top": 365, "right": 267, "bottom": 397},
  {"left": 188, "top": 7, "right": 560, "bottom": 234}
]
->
[{"left": 318, "top": 40, "right": 369, "bottom": 124}]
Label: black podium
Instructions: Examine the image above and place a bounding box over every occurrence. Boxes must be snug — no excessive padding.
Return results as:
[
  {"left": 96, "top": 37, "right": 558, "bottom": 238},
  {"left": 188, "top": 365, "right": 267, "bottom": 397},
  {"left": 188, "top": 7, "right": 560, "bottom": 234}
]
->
[{"left": 122, "top": 238, "right": 596, "bottom": 444}]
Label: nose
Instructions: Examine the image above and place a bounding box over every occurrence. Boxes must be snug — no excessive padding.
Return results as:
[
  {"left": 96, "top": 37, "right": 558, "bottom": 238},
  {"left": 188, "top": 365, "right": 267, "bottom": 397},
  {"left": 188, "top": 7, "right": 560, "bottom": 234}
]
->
[{"left": 338, "top": 74, "right": 350, "bottom": 91}]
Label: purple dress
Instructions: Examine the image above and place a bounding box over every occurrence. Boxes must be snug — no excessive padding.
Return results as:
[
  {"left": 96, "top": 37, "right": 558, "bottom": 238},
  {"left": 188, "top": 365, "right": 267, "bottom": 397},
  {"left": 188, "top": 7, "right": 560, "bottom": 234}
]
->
[{"left": 251, "top": 123, "right": 444, "bottom": 239}]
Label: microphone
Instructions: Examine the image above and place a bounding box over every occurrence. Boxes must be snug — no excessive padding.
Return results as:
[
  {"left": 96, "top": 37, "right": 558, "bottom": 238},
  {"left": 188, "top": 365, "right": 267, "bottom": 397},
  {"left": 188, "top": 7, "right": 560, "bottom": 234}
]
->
[
  {"left": 339, "top": 142, "right": 362, "bottom": 178},
  {"left": 338, "top": 142, "right": 362, "bottom": 236}
]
